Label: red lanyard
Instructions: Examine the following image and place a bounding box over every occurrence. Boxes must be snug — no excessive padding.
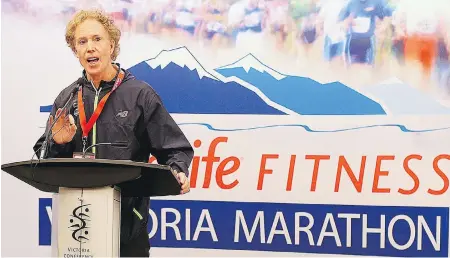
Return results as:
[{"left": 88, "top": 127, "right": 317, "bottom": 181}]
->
[{"left": 77, "top": 69, "right": 125, "bottom": 144}]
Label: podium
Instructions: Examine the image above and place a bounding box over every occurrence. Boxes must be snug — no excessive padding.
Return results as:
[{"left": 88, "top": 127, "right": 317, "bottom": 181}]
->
[{"left": 1, "top": 158, "right": 182, "bottom": 257}]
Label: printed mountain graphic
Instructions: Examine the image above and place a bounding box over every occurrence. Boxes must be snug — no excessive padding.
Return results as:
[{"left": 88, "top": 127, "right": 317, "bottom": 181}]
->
[
  {"left": 360, "top": 79, "right": 450, "bottom": 115},
  {"left": 39, "top": 48, "right": 449, "bottom": 117},
  {"left": 127, "top": 47, "right": 286, "bottom": 115},
  {"left": 215, "top": 54, "right": 387, "bottom": 115}
]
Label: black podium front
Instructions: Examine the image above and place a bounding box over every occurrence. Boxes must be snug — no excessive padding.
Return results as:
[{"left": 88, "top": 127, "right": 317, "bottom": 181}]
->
[{"left": 1, "top": 158, "right": 181, "bottom": 257}]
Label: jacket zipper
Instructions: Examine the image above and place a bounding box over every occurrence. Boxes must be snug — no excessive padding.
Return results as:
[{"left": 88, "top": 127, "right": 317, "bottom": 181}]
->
[
  {"left": 91, "top": 82, "right": 102, "bottom": 155},
  {"left": 133, "top": 208, "right": 143, "bottom": 220}
]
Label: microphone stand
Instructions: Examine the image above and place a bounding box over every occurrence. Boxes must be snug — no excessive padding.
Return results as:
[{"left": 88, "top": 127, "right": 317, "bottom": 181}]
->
[{"left": 39, "top": 91, "right": 77, "bottom": 159}]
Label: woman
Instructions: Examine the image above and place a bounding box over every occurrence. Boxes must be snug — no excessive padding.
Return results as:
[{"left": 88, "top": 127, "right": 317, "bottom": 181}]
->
[{"left": 36, "top": 9, "right": 193, "bottom": 257}]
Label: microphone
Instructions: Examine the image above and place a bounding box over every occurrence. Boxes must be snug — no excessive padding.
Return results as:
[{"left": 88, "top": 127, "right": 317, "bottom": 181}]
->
[
  {"left": 82, "top": 141, "right": 128, "bottom": 158},
  {"left": 39, "top": 83, "right": 81, "bottom": 159}
]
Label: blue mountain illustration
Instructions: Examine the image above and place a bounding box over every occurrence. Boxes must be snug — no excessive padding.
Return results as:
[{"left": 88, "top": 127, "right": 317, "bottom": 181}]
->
[
  {"left": 127, "top": 47, "right": 285, "bottom": 115},
  {"left": 215, "top": 54, "right": 386, "bottom": 115},
  {"left": 40, "top": 47, "right": 285, "bottom": 115}
]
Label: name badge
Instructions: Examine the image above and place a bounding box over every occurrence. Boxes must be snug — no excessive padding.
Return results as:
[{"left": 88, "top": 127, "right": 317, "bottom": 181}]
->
[{"left": 73, "top": 152, "right": 96, "bottom": 159}]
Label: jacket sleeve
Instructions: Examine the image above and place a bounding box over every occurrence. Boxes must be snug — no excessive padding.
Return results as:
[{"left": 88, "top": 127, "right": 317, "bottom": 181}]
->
[
  {"left": 142, "top": 88, "right": 194, "bottom": 177},
  {"left": 33, "top": 93, "right": 75, "bottom": 158}
]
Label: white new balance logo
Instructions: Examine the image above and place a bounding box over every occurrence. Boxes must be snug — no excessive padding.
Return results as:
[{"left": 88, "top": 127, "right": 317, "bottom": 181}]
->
[{"left": 116, "top": 110, "right": 128, "bottom": 118}]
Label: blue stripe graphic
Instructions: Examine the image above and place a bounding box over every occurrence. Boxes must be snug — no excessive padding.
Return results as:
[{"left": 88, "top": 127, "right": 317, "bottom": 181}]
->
[
  {"left": 178, "top": 122, "right": 450, "bottom": 133},
  {"left": 38, "top": 198, "right": 449, "bottom": 257}
]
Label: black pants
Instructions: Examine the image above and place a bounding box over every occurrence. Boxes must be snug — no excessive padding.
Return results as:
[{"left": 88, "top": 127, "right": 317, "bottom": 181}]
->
[
  {"left": 348, "top": 36, "right": 373, "bottom": 64},
  {"left": 120, "top": 228, "right": 150, "bottom": 257}
]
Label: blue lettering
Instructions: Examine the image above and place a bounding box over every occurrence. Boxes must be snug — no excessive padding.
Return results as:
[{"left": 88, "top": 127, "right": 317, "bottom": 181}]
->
[{"left": 38, "top": 198, "right": 448, "bottom": 257}]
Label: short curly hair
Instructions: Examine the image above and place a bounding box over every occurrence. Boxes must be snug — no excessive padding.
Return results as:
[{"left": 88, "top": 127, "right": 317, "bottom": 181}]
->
[{"left": 65, "top": 9, "right": 121, "bottom": 61}]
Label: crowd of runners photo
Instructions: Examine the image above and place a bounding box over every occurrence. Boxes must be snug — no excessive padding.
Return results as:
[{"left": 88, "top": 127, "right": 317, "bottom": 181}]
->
[{"left": 2, "top": 0, "right": 450, "bottom": 95}]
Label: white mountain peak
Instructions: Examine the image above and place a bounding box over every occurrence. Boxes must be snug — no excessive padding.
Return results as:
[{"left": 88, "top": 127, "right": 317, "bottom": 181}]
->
[
  {"left": 218, "top": 54, "right": 286, "bottom": 80},
  {"left": 146, "top": 47, "right": 218, "bottom": 81},
  {"left": 378, "top": 77, "right": 404, "bottom": 85}
]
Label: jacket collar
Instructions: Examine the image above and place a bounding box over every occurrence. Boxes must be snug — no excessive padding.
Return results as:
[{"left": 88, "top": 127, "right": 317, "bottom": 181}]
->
[{"left": 81, "top": 63, "right": 123, "bottom": 91}]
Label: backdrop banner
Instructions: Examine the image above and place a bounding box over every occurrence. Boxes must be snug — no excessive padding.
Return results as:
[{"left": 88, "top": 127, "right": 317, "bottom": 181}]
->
[{"left": 2, "top": 1, "right": 449, "bottom": 257}]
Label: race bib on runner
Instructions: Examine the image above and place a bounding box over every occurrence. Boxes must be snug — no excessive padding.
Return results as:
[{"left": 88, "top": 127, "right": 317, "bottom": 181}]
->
[
  {"left": 207, "top": 22, "right": 225, "bottom": 32},
  {"left": 352, "top": 17, "right": 371, "bottom": 33},
  {"left": 415, "top": 19, "right": 437, "bottom": 34},
  {"left": 244, "top": 11, "right": 262, "bottom": 27},
  {"left": 163, "top": 13, "right": 175, "bottom": 23},
  {"left": 176, "top": 11, "right": 195, "bottom": 26}
]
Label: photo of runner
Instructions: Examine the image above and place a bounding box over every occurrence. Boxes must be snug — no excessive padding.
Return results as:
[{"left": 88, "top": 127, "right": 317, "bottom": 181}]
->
[{"left": 2, "top": 0, "right": 448, "bottom": 97}]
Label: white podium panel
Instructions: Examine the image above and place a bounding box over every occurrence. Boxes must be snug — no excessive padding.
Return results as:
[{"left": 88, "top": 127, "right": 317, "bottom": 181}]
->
[{"left": 51, "top": 186, "right": 121, "bottom": 257}]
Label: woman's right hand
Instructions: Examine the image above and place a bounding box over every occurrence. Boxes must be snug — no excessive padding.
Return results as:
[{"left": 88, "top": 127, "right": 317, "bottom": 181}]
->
[{"left": 49, "top": 108, "right": 77, "bottom": 144}]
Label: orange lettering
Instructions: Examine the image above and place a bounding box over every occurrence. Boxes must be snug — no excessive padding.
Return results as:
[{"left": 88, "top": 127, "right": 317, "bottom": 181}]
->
[
  {"left": 286, "top": 155, "right": 297, "bottom": 191},
  {"left": 184, "top": 137, "right": 240, "bottom": 190},
  {"left": 189, "top": 140, "right": 202, "bottom": 188},
  {"left": 306, "top": 155, "right": 331, "bottom": 192},
  {"left": 216, "top": 156, "right": 240, "bottom": 189},
  {"left": 258, "top": 154, "right": 279, "bottom": 190},
  {"left": 428, "top": 154, "right": 450, "bottom": 195},
  {"left": 398, "top": 154, "right": 421, "bottom": 195},
  {"left": 373, "top": 155, "right": 394, "bottom": 193},
  {"left": 335, "top": 156, "right": 366, "bottom": 193},
  {"left": 201, "top": 137, "right": 227, "bottom": 188}
]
